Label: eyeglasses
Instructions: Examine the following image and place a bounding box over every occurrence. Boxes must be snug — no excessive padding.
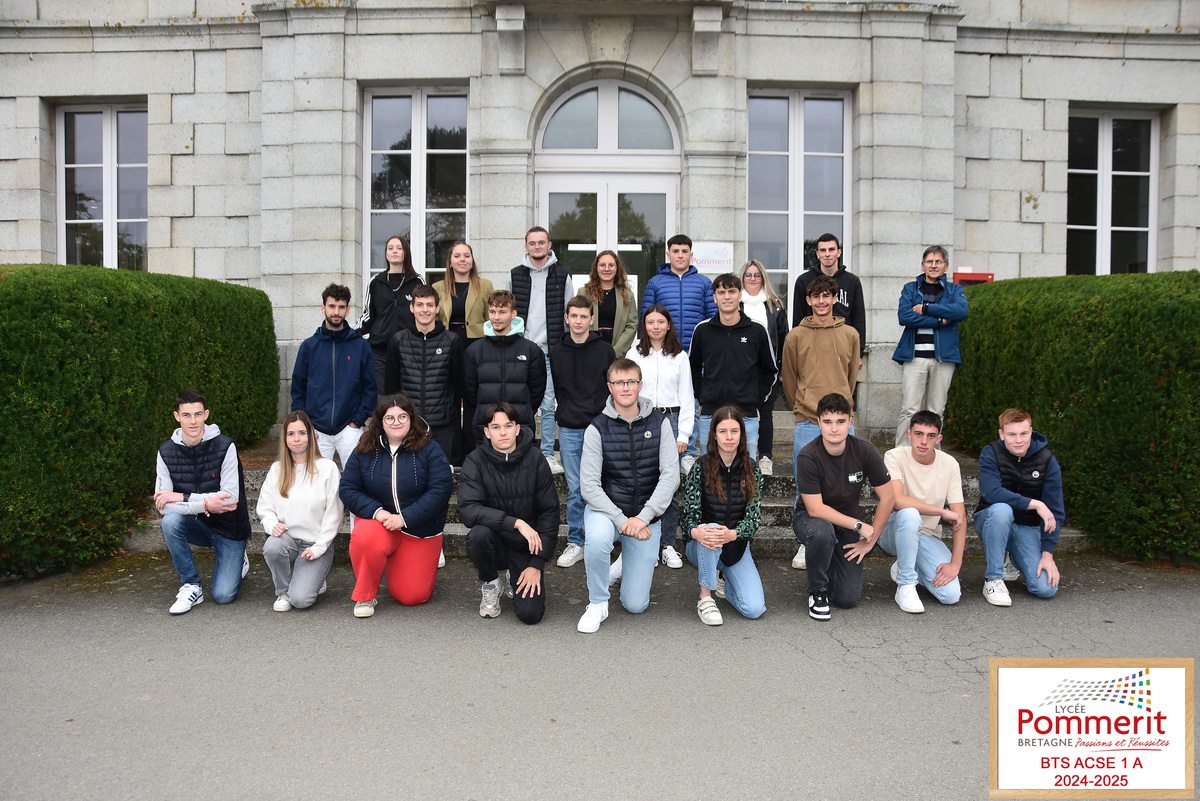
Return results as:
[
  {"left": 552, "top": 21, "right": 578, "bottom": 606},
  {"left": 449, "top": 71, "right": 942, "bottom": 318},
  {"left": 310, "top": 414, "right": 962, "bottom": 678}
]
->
[
  {"left": 383, "top": 414, "right": 410, "bottom": 425},
  {"left": 608, "top": 380, "right": 641, "bottom": 388},
  {"left": 923, "top": 259, "right": 947, "bottom": 267},
  {"left": 744, "top": 272, "right": 762, "bottom": 280}
]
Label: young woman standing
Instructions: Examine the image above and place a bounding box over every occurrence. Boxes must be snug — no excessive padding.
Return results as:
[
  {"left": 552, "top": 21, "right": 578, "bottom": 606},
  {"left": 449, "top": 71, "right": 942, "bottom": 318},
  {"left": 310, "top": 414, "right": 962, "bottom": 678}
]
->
[
  {"left": 359, "top": 235, "right": 424, "bottom": 391},
  {"left": 579, "top": 249, "right": 638, "bottom": 357},
  {"left": 738, "top": 259, "right": 787, "bottom": 476}
]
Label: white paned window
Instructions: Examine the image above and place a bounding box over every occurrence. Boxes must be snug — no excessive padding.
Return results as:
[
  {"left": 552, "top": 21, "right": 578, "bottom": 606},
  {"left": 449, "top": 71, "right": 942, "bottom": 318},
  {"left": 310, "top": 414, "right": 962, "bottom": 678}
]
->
[
  {"left": 1067, "top": 111, "right": 1159, "bottom": 274},
  {"left": 364, "top": 90, "right": 468, "bottom": 284},
  {"left": 57, "top": 105, "right": 148, "bottom": 270},
  {"left": 747, "top": 92, "right": 852, "bottom": 300}
]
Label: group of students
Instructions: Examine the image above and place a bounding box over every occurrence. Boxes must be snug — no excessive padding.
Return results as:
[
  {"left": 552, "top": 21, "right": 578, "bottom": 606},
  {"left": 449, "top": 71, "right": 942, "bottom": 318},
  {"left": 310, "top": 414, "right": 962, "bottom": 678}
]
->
[{"left": 152, "top": 228, "right": 1065, "bottom": 627}]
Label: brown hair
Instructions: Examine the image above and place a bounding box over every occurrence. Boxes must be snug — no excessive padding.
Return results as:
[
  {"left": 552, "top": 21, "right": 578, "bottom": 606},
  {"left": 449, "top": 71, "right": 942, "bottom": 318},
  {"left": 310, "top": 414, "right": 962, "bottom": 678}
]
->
[
  {"left": 702, "top": 406, "right": 757, "bottom": 504},
  {"left": 998, "top": 408, "right": 1032, "bottom": 428},
  {"left": 357, "top": 393, "right": 432, "bottom": 454},
  {"left": 487, "top": 289, "right": 517, "bottom": 310},
  {"left": 383, "top": 235, "right": 418, "bottom": 279},
  {"left": 582, "top": 250, "right": 632, "bottom": 306},
  {"left": 276, "top": 410, "right": 321, "bottom": 498},
  {"left": 636, "top": 304, "right": 683, "bottom": 358},
  {"left": 566, "top": 295, "right": 593, "bottom": 313},
  {"left": 441, "top": 241, "right": 482, "bottom": 300},
  {"left": 807, "top": 274, "right": 839, "bottom": 298}
]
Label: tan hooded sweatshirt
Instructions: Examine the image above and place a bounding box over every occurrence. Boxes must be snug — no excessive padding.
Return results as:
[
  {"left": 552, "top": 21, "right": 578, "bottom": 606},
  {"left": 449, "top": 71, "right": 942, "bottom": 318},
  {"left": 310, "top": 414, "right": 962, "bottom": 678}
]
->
[{"left": 780, "top": 316, "right": 860, "bottom": 423}]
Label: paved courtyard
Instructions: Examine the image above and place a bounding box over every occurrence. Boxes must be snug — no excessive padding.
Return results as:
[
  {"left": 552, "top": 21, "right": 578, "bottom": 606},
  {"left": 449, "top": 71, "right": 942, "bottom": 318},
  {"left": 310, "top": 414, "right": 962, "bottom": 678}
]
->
[{"left": 1, "top": 551, "right": 1196, "bottom": 800}]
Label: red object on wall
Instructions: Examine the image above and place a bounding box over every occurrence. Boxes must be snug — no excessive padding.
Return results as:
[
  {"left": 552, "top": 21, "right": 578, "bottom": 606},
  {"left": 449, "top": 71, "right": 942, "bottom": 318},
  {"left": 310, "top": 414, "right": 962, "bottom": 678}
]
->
[{"left": 952, "top": 271, "right": 993, "bottom": 287}]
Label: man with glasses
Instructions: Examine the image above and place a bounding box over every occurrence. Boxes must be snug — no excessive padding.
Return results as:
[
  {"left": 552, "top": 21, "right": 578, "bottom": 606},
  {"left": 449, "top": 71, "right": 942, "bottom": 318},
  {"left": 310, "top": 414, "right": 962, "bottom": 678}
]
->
[
  {"left": 576, "top": 359, "right": 680, "bottom": 633},
  {"left": 891, "top": 246, "right": 969, "bottom": 447},
  {"left": 508, "top": 226, "right": 574, "bottom": 475}
]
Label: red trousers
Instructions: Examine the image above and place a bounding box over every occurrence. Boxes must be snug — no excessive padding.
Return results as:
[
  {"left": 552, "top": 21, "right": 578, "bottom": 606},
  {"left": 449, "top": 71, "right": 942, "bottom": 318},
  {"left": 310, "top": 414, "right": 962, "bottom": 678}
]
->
[{"left": 349, "top": 519, "right": 441, "bottom": 605}]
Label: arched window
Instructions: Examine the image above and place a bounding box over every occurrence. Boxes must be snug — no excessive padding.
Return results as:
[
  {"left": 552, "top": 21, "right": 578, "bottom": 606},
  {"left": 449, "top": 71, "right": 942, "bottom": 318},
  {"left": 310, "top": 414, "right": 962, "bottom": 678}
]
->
[{"left": 538, "top": 82, "right": 678, "bottom": 153}]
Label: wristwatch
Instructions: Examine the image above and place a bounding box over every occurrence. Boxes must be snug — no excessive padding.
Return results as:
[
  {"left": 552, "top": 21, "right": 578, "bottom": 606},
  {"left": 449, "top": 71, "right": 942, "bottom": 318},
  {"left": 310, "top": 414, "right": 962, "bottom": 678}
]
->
[{"left": 854, "top": 521, "right": 863, "bottom": 533}]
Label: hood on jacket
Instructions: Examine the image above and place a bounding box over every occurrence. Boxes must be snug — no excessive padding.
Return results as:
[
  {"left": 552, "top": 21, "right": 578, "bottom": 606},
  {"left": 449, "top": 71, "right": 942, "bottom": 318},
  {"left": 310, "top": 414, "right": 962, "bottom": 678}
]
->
[
  {"left": 1000, "top": 430, "right": 1050, "bottom": 459},
  {"left": 600, "top": 394, "right": 655, "bottom": 422},
  {"left": 479, "top": 425, "right": 537, "bottom": 465},
  {"left": 520, "top": 251, "right": 559, "bottom": 271},
  {"left": 655, "top": 262, "right": 699, "bottom": 278},
  {"left": 313, "top": 323, "right": 365, "bottom": 341},
  {"left": 171, "top": 422, "right": 222, "bottom": 445},
  {"left": 483, "top": 316, "right": 526, "bottom": 337},
  {"left": 799, "top": 315, "right": 847, "bottom": 330},
  {"left": 555, "top": 330, "right": 605, "bottom": 349}
]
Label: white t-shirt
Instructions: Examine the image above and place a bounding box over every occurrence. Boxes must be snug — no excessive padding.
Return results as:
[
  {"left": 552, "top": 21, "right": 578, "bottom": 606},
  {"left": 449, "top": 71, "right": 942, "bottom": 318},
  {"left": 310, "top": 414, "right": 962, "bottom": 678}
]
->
[{"left": 883, "top": 447, "right": 964, "bottom": 537}]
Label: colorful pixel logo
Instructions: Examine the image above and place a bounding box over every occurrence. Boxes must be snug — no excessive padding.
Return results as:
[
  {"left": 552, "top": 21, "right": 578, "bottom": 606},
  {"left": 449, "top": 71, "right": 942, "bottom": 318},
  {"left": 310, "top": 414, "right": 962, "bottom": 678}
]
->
[{"left": 1038, "top": 668, "right": 1151, "bottom": 713}]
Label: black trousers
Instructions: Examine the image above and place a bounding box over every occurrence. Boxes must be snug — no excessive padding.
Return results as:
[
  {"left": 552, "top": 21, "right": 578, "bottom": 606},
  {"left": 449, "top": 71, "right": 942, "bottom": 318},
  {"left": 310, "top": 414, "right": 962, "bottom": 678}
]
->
[
  {"left": 465, "top": 524, "right": 547, "bottom": 625},
  {"left": 792, "top": 505, "right": 864, "bottom": 609}
]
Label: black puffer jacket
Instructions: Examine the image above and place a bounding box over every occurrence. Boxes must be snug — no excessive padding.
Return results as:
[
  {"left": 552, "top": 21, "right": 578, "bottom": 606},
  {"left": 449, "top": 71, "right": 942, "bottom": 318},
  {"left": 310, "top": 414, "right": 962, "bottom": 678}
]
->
[
  {"left": 383, "top": 321, "right": 464, "bottom": 426},
  {"left": 463, "top": 330, "right": 546, "bottom": 434},
  {"left": 457, "top": 427, "right": 560, "bottom": 569}
]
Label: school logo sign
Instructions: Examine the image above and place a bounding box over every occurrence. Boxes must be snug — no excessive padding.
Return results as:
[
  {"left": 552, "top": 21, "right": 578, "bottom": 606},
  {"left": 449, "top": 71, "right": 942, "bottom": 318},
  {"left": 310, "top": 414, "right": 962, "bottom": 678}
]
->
[{"left": 990, "top": 658, "right": 1193, "bottom": 797}]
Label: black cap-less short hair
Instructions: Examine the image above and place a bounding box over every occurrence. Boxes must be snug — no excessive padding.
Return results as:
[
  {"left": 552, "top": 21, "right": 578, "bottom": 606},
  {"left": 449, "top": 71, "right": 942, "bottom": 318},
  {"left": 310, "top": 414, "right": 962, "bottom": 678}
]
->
[
  {"left": 175, "top": 388, "right": 207, "bottom": 410},
  {"left": 322, "top": 283, "right": 351, "bottom": 304},
  {"left": 816, "top": 393, "right": 852, "bottom": 418},
  {"left": 908, "top": 410, "right": 943, "bottom": 432}
]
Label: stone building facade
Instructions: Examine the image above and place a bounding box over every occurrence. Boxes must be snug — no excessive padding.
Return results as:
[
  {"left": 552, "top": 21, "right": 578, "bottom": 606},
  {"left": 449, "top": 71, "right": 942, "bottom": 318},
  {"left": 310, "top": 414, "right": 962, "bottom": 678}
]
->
[{"left": 2, "top": 1, "right": 1198, "bottom": 433}]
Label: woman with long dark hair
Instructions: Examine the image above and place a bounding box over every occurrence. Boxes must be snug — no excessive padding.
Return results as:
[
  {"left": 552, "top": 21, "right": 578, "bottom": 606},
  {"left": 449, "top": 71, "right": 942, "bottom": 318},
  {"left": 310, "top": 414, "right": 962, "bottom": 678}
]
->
[
  {"left": 257, "top": 410, "right": 344, "bottom": 611},
  {"left": 359, "top": 235, "right": 424, "bottom": 391},
  {"left": 578, "top": 249, "right": 638, "bottom": 356},
  {"left": 680, "top": 405, "right": 766, "bottom": 625},
  {"left": 623, "top": 304, "right": 693, "bottom": 572},
  {"left": 432, "top": 241, "right": 494, "bottom": 466},
  {"left": 339, "top": 393, "right": 453, "bottom": 618}
]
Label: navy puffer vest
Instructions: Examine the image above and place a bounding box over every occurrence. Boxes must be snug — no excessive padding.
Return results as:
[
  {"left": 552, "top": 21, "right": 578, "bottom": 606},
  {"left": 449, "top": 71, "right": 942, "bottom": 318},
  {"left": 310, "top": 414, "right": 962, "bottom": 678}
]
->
[{"left": 594, "top": 409, "right": 665, "bottom": 522}]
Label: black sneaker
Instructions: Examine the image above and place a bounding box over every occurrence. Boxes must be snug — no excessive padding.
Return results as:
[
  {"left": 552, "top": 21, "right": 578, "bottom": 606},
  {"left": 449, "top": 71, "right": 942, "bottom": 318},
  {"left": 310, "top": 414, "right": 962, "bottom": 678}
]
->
[{"left": 808, "top": 592, "right": 831, "bottom": 620}]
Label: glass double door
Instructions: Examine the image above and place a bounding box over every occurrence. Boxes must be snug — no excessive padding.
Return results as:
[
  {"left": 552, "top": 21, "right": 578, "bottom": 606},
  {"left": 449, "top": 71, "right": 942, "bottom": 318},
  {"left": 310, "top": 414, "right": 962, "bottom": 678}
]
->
[{"left": 537, "top": 175, "right": 677, "bottom": 301}]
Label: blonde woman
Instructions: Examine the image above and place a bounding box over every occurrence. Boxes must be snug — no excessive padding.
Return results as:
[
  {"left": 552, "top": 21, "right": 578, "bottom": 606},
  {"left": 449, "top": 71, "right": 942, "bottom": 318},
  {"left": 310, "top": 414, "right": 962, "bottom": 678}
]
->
[
  {"left": 432, "top": 242, "right": 494, "bottom": 466},
  {"left": 579, "top": 249, "right": 638, "bottom": 357},
  {"left": 739, "top": 259, "right": 788, "bottom": 476},
  {"left": 257, "top": 410, "right": 344, "bottom": 611}
]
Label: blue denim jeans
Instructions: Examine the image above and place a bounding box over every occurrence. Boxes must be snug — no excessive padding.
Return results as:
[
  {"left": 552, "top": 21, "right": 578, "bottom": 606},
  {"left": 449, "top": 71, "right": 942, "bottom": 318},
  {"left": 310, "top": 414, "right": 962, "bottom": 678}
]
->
[
  {"left": 686, "top": 539, "right": 766, "bottom": 619},
  {"left": 686, "top": 399, "right": 700, "bottom": 459},
  {"left": 540, "top": 353, "right": 556, "bottom": 458},
  {"left": 975, "top": 504, "right": 1058, "bottom": 599},
  {"left": 792, "top": 420, "right": 853, "bottom": 501},
  {"left": 660, "top": 410, "right": 681, "bottom": 548},
  {"left": 160, "top": 512, "right": 246, "bottom": 604},
  {"left": 698, "top": 414, "right": 760, "bottom": 462},
  {"left": 559, "top": 426, "right": 586, "bottom": 546},
  {"left": 583, "top": 506, "right": 660, "bottom": 612},
  {"left": 876, "top": 508, "right": 961, "bottom": 605}
]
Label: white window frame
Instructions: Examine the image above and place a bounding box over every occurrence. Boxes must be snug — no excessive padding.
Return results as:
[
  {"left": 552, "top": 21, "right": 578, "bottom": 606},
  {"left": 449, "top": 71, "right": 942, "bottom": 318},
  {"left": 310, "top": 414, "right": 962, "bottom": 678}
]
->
[
  {"left": 747, "top": 90, "right": 853, "bottom": 292},
  {"left": 1067, "top": 110, "right": 1160, "bottom": 275},
  {"left": 534, "top": 80, "right": 681, "bottom": 175},
  {"left": 362, "top": 88, "right": 469, "bottom": 290},
  {"left": 55, "top": 103, "right": 148, "bottom": 269}
]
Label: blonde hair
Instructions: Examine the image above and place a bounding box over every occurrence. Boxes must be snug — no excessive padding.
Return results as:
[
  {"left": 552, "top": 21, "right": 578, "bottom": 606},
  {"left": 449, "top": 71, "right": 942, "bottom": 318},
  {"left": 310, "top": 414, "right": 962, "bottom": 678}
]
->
[
  {"left": 740, "top": 259, "right": 785, "bottom": 311},
  {"left": 441, "top": 241, "right": 482, "bottom": 299}
]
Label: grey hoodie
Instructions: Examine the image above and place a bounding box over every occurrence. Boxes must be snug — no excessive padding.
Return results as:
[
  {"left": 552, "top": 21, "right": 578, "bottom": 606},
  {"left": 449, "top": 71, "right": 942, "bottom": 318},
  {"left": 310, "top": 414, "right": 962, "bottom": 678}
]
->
[
  {"left": 154, "top": 423, "right": 241, "bottom": 516},
  {"left": 580, "top": 395, "right": 680, "bottom": 529}
]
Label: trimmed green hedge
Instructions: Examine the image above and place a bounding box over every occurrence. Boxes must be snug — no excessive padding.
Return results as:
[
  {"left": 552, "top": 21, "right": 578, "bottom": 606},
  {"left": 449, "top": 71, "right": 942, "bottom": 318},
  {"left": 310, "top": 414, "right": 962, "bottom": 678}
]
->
[
  {"left": 0, "top": 265, "right": 278, "bottom": 576},
  {"left": 946, "top": 272, "right": 1200, "bottom": 561}
]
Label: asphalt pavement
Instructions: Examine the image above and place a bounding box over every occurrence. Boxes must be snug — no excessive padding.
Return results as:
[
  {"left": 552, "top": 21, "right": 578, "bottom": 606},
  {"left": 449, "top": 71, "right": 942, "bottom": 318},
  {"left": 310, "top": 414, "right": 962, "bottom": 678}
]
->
[{"left": 1, "top": 550, "right": 1197, "bottom": 800}]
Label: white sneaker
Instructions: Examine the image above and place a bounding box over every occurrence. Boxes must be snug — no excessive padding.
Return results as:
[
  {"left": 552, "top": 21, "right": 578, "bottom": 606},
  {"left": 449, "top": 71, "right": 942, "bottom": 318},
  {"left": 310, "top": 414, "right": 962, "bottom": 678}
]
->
[
  {"left": 983, "top": 578, "right": 1012, "bottom": 607},
  {"left": 273, "top": 593, "right": 292, "bottom": 612},
  {"left": 241, "top": 552, "right": 250, "bottom": 578},
  {"left": 895, "top": 584, "right": 925, "bottom": 614},
  {"left": 697, "top": 596, "right": 723, "bottom": 626},
  {"left": 715, "top": 575, "right": 726, "bottom": 599},
  {"left": 758, "top": 456, "right": 773, "bottom": 476},
  {"left": 680, "top": 455, "right": 696, "bottom": 476},
  {"left": 556, "top": 543, "right": 584, "bottom": 567},
  {"left": 502, "top": 569, "right": 513, "bottom": 598},
  {"left": 479, "top": 578, "right": 501, "bottom": 618},
  {"left": 577, "top": 601, "right": 608, "bottom": 633},
  {"left": 169, "top": 584, "right": 203, "bottom": 615},
  {"left": 890, "top": 560, "right": 900, "bottom": 584},
  {"left": 608, "top": 554, "right": 623, "bottom": 586},
  {"left": 438, "top": 549, "right": 446, "bottom": 569},
  {"left": 318, "top": 580, "right": 327, "bottom": 595},
  {"left": 1002, "top": 553, "right": 1020, "bottom": 582},
  {"left": 546, "top": 454, "right": 565, "bottom": 475},
  {"left": 660, "top": 545, "right": 683, "bottom": 569},
  {"left": 353, "top": 599, "right": 377, "bottom": 618},
  {"left": 792, "top": 544, "right": 807, "bottom": 570}
]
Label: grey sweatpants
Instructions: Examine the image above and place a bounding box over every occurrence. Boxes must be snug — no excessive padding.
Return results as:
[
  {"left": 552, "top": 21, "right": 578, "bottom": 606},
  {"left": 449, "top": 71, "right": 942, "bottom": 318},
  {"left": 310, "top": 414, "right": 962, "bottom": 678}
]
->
[{"left": 263, "top": 532, "right": 334, "bottom": 608}]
